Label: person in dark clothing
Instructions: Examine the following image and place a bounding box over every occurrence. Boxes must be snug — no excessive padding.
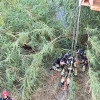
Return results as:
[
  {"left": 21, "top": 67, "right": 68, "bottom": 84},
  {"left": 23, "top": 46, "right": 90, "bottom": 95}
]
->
[
  {"left": 80, "top": 53, "right": 88, "bottom": 71},
  {"left": 60, "top": 53, "right": 78, "bottom": 88},
  {"left": 60, "top": 53, "right": 78, "bottom": 75},
  {"left": 0, "top": 91, "right": 12, "bottom": 100},
  {"left": 77, "top": 49, "right": 88, "bottom": 71},
  {"left": 50, "top": 56, "right": 63, "bottom": 72}
]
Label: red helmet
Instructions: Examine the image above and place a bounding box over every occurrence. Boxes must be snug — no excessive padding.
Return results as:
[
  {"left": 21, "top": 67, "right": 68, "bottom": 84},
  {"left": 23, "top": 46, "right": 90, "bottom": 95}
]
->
[{"left": 2, "top": 91, "right": 8, "bottom": 97}]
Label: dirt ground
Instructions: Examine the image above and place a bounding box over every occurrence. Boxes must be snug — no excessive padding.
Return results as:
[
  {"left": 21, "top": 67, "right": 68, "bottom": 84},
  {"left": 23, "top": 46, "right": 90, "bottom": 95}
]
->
[
  {"left": 74, "top": 66, "right": 92, "bottom": 100},
  {"left": 31, "top": 67, "right": 68, "bottom": 100},
  {"left": 31, "top": 64, "right": 92, "bottom": 100}
]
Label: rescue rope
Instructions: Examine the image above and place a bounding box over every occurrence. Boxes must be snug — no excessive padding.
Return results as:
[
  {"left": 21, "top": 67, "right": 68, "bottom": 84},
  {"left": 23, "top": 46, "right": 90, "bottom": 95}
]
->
[
  {"left": 72, "top": 1, "right": 81, "bottom": 56},
  {"left": 72, "top": 1, "right": 78, "bottom": 54},
  {"left": 50, "top": 70, "right": 68, "bottom": 90},
  {"left": 51, "top": 1, "right": 82, "bottom": 90},
  {"left": 50, "top": 70, "right": 62, "bottom": 83},
  {"left": 74, "top": 6, "right": 81, "bottom": 51}
]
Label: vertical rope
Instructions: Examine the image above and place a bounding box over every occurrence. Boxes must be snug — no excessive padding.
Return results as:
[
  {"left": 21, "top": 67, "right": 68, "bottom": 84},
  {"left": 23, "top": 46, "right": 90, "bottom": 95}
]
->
[
  {"left": 72, "top": 14, "right": 77, "bottom": 53},
  {"left": 72, "top": 1, "right": 79, "bottom": 56},
  {"left": 72, "top": 3, "right": 77, "bottom": 51},
  {"left": 74, "top": 6, "right": 81, "bottom": 51},
  {"left": 72, "top": 1, "right": 81, "bottom": 56}
]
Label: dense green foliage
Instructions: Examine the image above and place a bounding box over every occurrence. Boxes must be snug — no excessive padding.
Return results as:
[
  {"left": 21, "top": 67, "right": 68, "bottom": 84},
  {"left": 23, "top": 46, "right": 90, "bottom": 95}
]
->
[
  {"left": 0, "top": 0, "right": 74, "bottom": 99},
  {"left": 0, "top": 0, "right": 100, "bottom": 100},
  {"left": 79, "top": 7, "right": 100, "bottom": 100}
]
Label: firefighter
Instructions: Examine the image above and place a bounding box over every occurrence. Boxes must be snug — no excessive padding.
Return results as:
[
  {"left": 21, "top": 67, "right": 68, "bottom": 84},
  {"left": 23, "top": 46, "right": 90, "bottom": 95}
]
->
[
  {"left": 0, "top": 91, "right": 12, "bottom": 100},
  {"left": 50, "top": 55, "right": 63, "bottom": 72},
  {"left": 77, "top": 49, "right": 88, "bottom": 71},
  {"left": 60, "top": 53, "right": 77, "bottom": 88}
]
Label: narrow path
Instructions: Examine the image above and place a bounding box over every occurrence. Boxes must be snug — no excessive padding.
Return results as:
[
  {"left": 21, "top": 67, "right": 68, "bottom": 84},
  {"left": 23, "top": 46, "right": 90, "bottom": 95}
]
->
[
  {"left": 31, "top": 67, "right": 68, "bottom": 100},
  {"left": 31, "top": 61, "right": 92, "bottom": 100},
  {"left": 74, "top": 65, "right": 92, "bottom": 100}
]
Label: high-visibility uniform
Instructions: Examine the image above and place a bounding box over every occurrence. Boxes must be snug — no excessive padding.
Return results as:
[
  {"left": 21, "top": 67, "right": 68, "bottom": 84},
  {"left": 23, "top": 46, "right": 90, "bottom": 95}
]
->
[{"left": 51, "top": 56, "right": 63, "bottom": 72}]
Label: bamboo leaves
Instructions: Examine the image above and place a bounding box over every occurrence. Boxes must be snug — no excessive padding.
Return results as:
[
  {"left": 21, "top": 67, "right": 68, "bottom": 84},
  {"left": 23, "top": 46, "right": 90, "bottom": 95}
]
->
[
  {"left": 89, "top": 36, "right": 100, "bottom": 55},
  {"left": 85, "top": 14, "right": 100, "bottom": 100},
  {"left": 22, "top": 42, "right": 53, "bottom": 100},
  {"left": 18, "top": 32, "right": 29, "bottom": 44},
  {"left": 89, "top": 68, "right": 100, "bottom": 100},
  {"left": 0, "top": 0, "right": 75, "bottom": 100},
  {"left": 0, "top": 15, "right": 4, "bottom": 26}
]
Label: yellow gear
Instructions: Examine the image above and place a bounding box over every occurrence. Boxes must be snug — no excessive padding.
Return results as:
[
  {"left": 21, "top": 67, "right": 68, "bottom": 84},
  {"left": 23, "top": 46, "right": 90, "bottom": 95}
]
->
[
  {"left": 73, "top": 63, "right": 77, "bottom": 76},
  {"left": 55, "top": 64, "right": 61, "bottom": 72}
]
